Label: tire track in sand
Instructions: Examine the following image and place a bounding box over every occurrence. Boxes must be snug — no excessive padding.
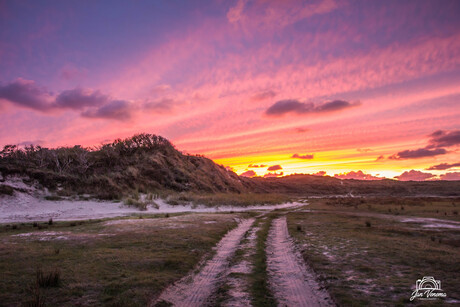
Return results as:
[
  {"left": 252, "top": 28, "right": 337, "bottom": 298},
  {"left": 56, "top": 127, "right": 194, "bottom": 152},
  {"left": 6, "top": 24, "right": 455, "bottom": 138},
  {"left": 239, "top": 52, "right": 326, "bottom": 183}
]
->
[
  {"left": 266, "top": 216, "right": 334, "bottom": 307},
  {"left": 153, "top": 218, "right": 255, "bottom": 307},
  {"left": 219, "top": 223, "right": 260, "bottom": 307}
]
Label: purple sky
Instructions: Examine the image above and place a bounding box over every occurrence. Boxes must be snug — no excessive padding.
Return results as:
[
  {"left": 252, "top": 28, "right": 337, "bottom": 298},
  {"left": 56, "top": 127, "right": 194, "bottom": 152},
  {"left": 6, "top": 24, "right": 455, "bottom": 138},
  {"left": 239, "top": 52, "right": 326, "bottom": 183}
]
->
[{"left": 1, "top": 0, "right": 460, "bottom": 180}]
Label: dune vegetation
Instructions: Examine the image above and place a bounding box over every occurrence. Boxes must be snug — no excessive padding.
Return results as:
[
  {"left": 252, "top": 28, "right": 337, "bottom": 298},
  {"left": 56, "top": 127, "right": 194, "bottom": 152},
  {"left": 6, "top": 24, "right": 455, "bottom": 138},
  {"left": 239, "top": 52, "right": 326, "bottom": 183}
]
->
[
  {"left": 0, "top": 134, "right": 252, "bottom": 201},
  {"left": 1, "top": 133, "right": 459, "bottom": 208}
]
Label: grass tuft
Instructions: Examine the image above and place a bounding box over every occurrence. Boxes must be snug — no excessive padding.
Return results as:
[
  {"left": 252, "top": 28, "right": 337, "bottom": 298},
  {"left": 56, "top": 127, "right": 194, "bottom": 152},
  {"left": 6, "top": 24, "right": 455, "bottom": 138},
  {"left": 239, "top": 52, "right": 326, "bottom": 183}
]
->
[
  {"left": 36, "top": 268, "right": 60, "bottom": 288},
  {"left": 250, "top": 216, "right": 277, "bottom": 307}
]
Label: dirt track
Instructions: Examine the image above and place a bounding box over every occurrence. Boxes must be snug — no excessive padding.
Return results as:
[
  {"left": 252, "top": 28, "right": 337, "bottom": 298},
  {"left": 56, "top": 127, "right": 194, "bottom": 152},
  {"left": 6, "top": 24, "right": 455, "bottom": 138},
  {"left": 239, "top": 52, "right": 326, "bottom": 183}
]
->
[
  {"left": 154, "top": 211, "right": 333, "bottom": 306},
  {"left": 266, "top": 217, "right": 333, "bottom": 307},
  {"left": 153, "top": 218, "right": 255, "bottom": 306}
]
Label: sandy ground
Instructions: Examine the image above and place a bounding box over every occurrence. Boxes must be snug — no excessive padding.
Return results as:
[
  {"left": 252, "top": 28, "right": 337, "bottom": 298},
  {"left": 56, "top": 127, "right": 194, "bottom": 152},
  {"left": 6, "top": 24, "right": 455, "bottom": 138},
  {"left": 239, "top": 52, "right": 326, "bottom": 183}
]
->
[
  {"left": 153, "top": 218, "right": 255, "bottom": 306},
  {"left": 333, "top": 210, "right": 460, "bottom": 229},
  {"left": 9, "top": 231, "right": 113, "bottom": 241},
  {"left": 154, "top": 213, "right": 336, "bottom": 306},
  {"left": 0, "top": 190, "right": 302, "bottom": 223},
  {"left": 266, "top": 217, "right": 334, "bottom": 307},
  {"left": 221, "top": 224, "right": 260, "bottom": 307}
]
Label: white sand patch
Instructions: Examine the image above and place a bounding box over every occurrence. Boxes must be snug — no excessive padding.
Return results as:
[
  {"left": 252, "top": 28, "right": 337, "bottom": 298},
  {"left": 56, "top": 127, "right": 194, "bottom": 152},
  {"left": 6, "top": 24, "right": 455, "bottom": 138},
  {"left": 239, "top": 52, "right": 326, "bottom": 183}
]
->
[
  {"left": 400, "top": 217, "right": 460, "bottom": 229},
  {"left": 338, "top": 211, "right": 460, "bottom": 230},
  {"left": 1, "top": 175, "right": 37, "bottom": 191},
  {"left": 0, "top": 191, "right": 303, "bottom": 223},
  {"left": 10, "top": 231, "right": 113, "bottom": 241}
]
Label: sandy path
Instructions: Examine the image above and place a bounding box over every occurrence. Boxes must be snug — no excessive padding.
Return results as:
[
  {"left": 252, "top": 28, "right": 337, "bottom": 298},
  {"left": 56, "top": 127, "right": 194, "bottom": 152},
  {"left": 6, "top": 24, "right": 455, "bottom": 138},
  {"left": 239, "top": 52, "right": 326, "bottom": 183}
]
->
[
  {"left": 221, "top": 224, "right": 260, "bottom": 307},
  {"left": 266, "top": 217, "right": 333, "bottom": 307},
  {"left": 153, "top": 218, "right": 255, "bottom": 307}
]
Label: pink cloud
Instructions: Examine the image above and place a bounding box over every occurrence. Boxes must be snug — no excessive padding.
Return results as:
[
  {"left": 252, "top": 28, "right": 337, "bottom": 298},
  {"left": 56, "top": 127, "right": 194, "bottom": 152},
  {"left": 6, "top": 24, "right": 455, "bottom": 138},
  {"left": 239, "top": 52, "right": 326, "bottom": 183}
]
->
[
  {"left": 0, "top": 78, "right": 53, "bottom": 111},
  {"left": 55, "top": 88, "right": 108, "bottom": 110},
  {"left": 250, "top": 90, "right": 277, "bottom": 102},
  {"left": 267, "top": 165, "right": 282, "bottom": 171},
  {"left": 439, "top": 172, "right": 460, "bottom": 181},
  {"left": 248, "top": 164, "right": 266, "bottom": 168},
  {"left": 264, "top": 171, "right": 283, "bottom": 178},
  {"left": 334, "top": 170, "right": 384, "bottom": 180},
  {"left": 292, "top": 153, "right": 314, "bottom": 160},
  {"left": 394, "top": 170, "right": 435, "bottom": 181},
  {"left": 227, "top": 0, "right": 339, "bottom": 32},
  {"left": 240, "top": 170, "right": 256, "bottom": 177},
  {"left": 427, "top": 162, "right": 460, "bottom": 171},
  {"left": 357, "top": 148, "right": 373, "bottom": 153},
  {"left": 59, "top": 64, "right": 88, "bottom": 81},
  {"left": 312, "top": 171, "right": 326, "bottom": 176}
]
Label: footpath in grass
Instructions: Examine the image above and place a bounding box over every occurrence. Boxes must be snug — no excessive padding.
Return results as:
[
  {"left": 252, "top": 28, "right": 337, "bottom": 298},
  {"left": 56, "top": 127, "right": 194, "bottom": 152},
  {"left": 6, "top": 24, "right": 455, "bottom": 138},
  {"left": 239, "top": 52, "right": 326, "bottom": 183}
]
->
[{"left": 0, "top": 213, "right": 246, "bottom": 306}]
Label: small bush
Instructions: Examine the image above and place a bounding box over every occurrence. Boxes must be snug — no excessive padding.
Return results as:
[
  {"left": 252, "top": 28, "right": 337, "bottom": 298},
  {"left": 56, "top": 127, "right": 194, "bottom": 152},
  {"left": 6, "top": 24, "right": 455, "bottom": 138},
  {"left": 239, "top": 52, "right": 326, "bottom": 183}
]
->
[
  {"left": 165, "top": 213, "right": 170, "bottom": 218},
  {"left": 167, "top": 199, "right": 179, "bottom": 206},
  {"left": 25, "top": 283, "right": 45, "bottom": 307},
  {"left": 32, "top": 222, "right": 38, "bottom": 227},
  {"left": 365, "top": 221, "right": 371, "bottom": 227},
  {"left": 453, "top": 210, "right": 458, "bottom": 215},
  {"left": 296, "top": 225, "right": 302, "bottom": 232},
  {"left": 48, "top": 218, "right": 53, "bottom": 225},
  {"left": 69, "top": 222, "right": 77, "bottom": 227},
  {"left": 145, "top": 199, "right": 159, "bottom": 209},
  {"left": 36, "top": 268, "right": 60, "bottom": 288},
  {"left": 54, "top": 248, "right": 60, "bottom": 255},
  {"left": 124, "top": 198, "right": 147, "bottom": 211},
  {"left": 12, "top": 224, "right": 17, "bottom": 230},
  {"left": 44, "top": 195, "right": 62, "bottom": 201},
  {"left": 0, "top": 184, "right": 14, "bottom": 196}
]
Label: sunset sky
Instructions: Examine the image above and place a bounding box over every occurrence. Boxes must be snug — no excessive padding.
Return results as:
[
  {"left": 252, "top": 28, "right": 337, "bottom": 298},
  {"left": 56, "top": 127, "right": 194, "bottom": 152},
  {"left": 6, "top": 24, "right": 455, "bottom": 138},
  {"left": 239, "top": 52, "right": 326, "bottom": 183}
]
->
[{"left": 1, "top": 0, "right": 459, "bottom": 180}]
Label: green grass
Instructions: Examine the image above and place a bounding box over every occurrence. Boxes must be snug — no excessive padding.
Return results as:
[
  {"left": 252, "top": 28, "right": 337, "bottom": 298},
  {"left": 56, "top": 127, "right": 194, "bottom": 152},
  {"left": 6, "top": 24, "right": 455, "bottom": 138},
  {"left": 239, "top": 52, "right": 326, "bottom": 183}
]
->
[
  {"left": 307, "top": 197, "right": 460, "bottom": 222},
  {"left": 287, "top": 198, "right": 460, "bottom": 306},
  {"left": 166, "top": 192, "right": 291, "bottom": 207},
  {"left": 250, "top": 215, "right": 277, "bottom": 307},
  {"left": 0, "top": 213, "right": 249, "bottom": 306}
]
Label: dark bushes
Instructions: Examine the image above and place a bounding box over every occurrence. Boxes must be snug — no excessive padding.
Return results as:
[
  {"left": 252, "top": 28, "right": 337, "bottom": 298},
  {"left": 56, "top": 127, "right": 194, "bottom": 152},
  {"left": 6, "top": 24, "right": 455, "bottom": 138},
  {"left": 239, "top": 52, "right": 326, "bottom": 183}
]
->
[
  {"left": 0, "top": 184, "right": 14, "bottom": 195},
  {"left": 0, "top": 134, "right": 249, "bottom": 199}
]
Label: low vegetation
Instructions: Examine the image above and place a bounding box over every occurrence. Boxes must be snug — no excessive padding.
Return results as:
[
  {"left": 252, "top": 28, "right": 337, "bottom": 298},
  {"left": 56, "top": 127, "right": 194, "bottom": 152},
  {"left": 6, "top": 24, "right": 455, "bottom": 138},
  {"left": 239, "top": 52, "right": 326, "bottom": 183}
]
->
[
  {"left": 1, "top": 133, "right": 458, "bottom": 204},
  {"left": 165, "top": 192, "right": 291, "bottom": 207},
  {"left": 0, "top": 134, "right": 251, "bottom": 200},
  {"left": 0, "top": 213, "right": 247, "bottom": 306},
  {"left": 310, "top": 196, "right": 460, "bottom": 222},
  {"left": 36, "top": 268, "right": 61, "bottom": 288},
  {"left": 252, "top": 174, "right": 460, "bottom": 196},
  {"left": 0, "top": 184, "right": 14, "bottom": 196},
  {"left": 287, "top": 197, "right": 460, "bottom": 305},
  {"left": 250, "top": 215, "right": 277, "bottom": 307}
]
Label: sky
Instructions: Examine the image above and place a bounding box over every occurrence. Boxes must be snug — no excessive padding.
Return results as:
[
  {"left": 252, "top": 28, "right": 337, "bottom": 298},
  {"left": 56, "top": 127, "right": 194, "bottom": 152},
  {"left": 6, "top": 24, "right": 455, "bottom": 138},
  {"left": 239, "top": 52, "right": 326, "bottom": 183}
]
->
[{"left": 0, "top": 0, "right": 459, "bottom": 181}]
